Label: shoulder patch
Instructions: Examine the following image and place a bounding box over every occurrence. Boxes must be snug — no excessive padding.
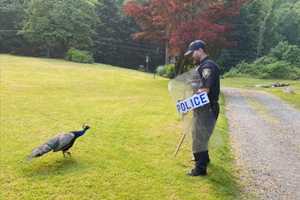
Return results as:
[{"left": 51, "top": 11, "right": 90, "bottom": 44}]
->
[{"left": 202, "top": 68, "right": 212, "bottom": 79}]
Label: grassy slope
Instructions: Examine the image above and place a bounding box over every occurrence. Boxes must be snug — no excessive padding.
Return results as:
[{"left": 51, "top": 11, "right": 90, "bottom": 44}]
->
[
  {"left": 0, "top": 55, "right": 240, "bottom": 200},
  {"left": 222, "top": 77, "right": 300, "bottom": 109}
]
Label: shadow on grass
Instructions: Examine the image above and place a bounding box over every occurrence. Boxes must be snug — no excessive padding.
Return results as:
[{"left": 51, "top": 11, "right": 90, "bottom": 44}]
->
[
  {"left": 22, "top": 157, "right": 85, "bottom": 178},
  {"left": 206, "top": 163, "right": 242, "bottom": 199}
]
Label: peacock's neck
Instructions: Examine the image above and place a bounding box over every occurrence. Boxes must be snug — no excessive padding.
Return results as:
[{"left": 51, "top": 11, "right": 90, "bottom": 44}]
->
[
  {"left": 73, "top": 128, "right": 88, "bottom": 138},
  {"left": 81, "top": 128, "right": 89, "bottom": 135}
]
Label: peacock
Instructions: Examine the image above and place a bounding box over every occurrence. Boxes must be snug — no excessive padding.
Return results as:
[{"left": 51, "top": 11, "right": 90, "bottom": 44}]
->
[{"left": 27, "top": 124, "right": 90, "bottom": 160}]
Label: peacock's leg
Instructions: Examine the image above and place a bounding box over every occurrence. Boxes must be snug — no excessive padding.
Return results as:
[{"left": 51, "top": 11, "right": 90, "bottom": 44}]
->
[{"left": 66, "top": 152, "right": 72, "bottom": 157}]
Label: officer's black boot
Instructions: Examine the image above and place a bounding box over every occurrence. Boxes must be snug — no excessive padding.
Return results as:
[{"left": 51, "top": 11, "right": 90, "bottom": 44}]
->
[
  {"left": 192, "top": 151, "right": 210, "bottom": 163},
  {"left": 192, "top": 151, "right": 210, "bottom": 164},
  {"left": 187, "top": 151, "right": 208, "bottom": 176},
  {"left": 207, "top": 151, "right": 210, "bottom": 164}
]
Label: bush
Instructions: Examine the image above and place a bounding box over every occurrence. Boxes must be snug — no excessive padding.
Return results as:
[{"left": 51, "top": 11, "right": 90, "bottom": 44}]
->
[
  {"left": 270, "top": 41, "right": 300, "bottom": 66},
  {"left": 270, "top": 41, "right": 290, "bottom": 60},
  {"left": 223, "top": 68, "right": 246, "bottom": 78},
  {"left": 254, "top": 56, "right": 278, "bottom": 65},
  {"left": 164, "top": 64, "right": 176, "bottom": 78},
  {"left": 282, "top": 45, "right": 300, "bottom": 67},
  {"left": 155, "top": 64, "right": 175, "bottom": 78},
  {"left": 234, "top": 60, "right": 257, "bottom": 74},
  {"left": 156, "top": 65, "right": 166, "bottom": 76},
  {"left": 225, "top": 41, "right": 300, "bottom": 79},
  {"left": 261, "top": 61, "right": 300, "bottom": 79},
  {"left": 225, "top": 60, "right": 300, "bottom": 79},
  {"left": 65, "top": 48, "right": 94, "bottom": 63}
]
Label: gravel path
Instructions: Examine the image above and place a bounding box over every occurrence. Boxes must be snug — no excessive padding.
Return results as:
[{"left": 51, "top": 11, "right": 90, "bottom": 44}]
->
[{"left": 223, "top": 88, "right": 300, "bottom": 200}]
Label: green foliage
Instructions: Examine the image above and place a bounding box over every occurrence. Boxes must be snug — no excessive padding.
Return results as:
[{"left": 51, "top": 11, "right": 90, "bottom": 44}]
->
[
  {"left": 253, "top": 55, "right": 278, "bottom": 65},
  {"left": 20, "top": 0, "right": 97, "bottom": 57},
  {"left": 93, "top": 0, "right": 164, "bottom": 70},
  {"left": 156, "top": 64, "right": 175, "bottom": 78},
  {"left": 225, "top": 59, "right": 300, "bottom": 80},
  {"left": 275, "top": 1, "right": 300, "bottom": 46},
  {"left": 224, "top": 61, "right": 252, "bottom": 78},
  {"left": 155, "top": 65, "right": 165, "bottom": 76},
  {"left": 230, "top": 59, "right": 299, "bottom": 79},
  {"left": 65, "top": 48, "right": 94, "bottom": 63},
  {"left": 0, "top": 0, "right": 26, "bottom": 52},
  {"left": 165, "top": 64, "right": 176, "bottom": 78},
  {"left": 261, "top": 61, "right": 299, "bottom": 79},
  {"left": 270, "top": 41, "right": 292, "bottom": 59},
  {"left": 225, "top": 41, "right": 300, "bottom": 79},
  {"left": 270, "top": 41, "right": 300, "bottom": 66},
  {"left": 0, "top": 0, "right": 24, "bottom": 31},
  {"left": 218, "top": 0, "right": 300, "bottom": 69}
]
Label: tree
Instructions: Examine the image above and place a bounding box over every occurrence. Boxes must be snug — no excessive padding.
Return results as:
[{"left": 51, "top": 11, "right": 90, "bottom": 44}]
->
[
  {"left": 94, "top": 0, "right": 164, "bottom": 70},
  {"left": 218, "top": 0, "right": 270, "bottom": 68},
  {"left": 20, "top": 0, "right": 97, "bottom": 57},
  {"left": 275, "top": 1, "right": 300, "bottom": 46},
  {"left": 124, "top": 0, "right": 249, "bottom": 73},
  {"left": 220, "top": 0, "right": 300, "bottom": 73},
  {"left": 0, "top": 0, "right": 26, "bottom": 53}
]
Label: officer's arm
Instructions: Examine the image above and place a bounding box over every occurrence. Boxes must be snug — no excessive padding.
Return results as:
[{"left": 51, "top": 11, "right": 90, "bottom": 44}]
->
[{"left": 198, "top": 67, "right": 214, "bottom": 94}]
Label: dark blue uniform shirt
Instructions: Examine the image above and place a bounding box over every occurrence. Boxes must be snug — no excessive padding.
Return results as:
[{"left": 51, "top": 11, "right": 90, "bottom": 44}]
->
[{"left": 196, "top": 57, "right": 220, "bottom": 104}]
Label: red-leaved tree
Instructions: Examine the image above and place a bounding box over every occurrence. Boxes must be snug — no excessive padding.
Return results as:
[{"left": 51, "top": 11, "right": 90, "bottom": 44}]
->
[{"left": 124, "top": 0, "right": 249, "bottom": 73}]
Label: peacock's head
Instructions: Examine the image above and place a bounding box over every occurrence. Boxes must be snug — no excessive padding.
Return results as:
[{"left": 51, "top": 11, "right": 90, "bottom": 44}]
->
[{"left": 82, "top": 123, "right": 91, "bottom": 130}]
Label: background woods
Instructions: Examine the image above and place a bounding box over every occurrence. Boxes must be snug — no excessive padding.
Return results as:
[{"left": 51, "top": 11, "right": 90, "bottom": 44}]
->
[{"left": 1, "top": 0, "right": 300, "bottom": 78}]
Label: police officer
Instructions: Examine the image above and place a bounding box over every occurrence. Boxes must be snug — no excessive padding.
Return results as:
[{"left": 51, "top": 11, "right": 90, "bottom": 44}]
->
[{"left": 184, "top": 40, "right": 220, "bottom": 176}]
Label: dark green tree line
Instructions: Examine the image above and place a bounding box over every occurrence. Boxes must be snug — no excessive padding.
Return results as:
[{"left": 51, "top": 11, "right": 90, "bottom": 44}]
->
[
  {"left": 0, "top": 0, "right": 299, "bottom": 73},
  {"left": 0, "top": 0, "right": 26, "bottom": 53},
  {"left": 219, "top": 0, "right": 300, "bottom": 73},
  {"left": 20, "top": 0, "right": 97, "bottom": 57}
]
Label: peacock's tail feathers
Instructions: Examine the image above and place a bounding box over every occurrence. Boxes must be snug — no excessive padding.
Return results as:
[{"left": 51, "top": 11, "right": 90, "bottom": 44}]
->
[{"left": 27, "top": 143, "right": 52, "bottom": 160}]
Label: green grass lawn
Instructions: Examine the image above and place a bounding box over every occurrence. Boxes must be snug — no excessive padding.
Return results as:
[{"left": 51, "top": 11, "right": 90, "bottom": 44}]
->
[
  {"left": 0, "top": 55, "right": 241, "bottom": 200},
  {"left": 222, "top": 77, "right": 300, "bottom": 109}
]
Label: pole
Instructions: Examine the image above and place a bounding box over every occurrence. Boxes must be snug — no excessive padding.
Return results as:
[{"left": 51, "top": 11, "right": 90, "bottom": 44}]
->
[
  {"left": 174, "top": 111, "right": 187, "bottom": 157},
  {"left": 174, "top": 131, "right": 187, "bottom": 157},
  {"left": 146, "top": 55, "right": 149, "bottom": 72}
]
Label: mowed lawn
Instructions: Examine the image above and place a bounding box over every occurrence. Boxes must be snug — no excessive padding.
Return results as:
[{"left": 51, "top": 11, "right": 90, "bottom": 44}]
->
[
  {"left": 0, "top": 55, "right": 240, "bottom": 200},
  {"left": 222, "top": 77, "right": 300, "bottom": 109}
]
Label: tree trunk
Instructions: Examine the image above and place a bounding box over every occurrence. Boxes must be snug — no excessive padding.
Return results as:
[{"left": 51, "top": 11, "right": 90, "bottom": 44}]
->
[
  {"left": 46, "top": 47, "right": 51, "bottom": 58},
  {"left": 165, "top": 42, "right": 169, "bottom": 64},
  {"left": 257, "top": 1, "right": 274, "bottom": 58},
  {"left": 175, "top": 53, "right": 185, "bottom": 75}
]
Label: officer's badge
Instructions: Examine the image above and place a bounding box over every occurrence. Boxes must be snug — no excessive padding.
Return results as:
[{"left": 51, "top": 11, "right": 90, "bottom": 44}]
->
[{"left": 202, "top": 68, "right": 211, "bottom": 79}]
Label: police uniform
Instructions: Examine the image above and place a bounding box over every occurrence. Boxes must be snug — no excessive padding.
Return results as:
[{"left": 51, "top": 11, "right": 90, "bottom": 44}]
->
[
  {"left": 184, "top": 40, "right": 220, "bottom": 176},
  {"left": 192, "top": 57, "right": 220, "bottom": 153}
]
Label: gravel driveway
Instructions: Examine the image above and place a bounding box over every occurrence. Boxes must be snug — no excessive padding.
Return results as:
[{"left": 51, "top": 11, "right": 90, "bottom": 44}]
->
[{"left": 223, "top": 88, "right": 300, "bottom": 200}]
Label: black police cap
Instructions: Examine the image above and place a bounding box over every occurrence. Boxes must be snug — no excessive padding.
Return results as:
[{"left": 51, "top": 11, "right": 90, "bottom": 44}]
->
[{"left": 184, "top": 40, "right": 206, "bottom": 56}]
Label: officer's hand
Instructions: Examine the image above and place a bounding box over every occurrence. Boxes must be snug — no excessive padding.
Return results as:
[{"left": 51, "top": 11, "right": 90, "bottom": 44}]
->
[{"left": 197, "top": 88, "right": 210, "bottom": 94}]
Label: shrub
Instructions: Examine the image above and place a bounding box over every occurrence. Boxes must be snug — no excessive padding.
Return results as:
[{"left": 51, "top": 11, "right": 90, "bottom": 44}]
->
[
  {"left": 225, "top": 41, "right": 300, "bottom": 79},
  {"left": 270, "top": 41, "right": 290, "bottom": 60},
  {"left": 254, "top": 56, "right": 278, "bottom": 65},
  {"left": 164, "top": 64, "right": 176, "bottom": 78},
  {"left": 225, "top": 60, "right": 300, "bottom": 79},
  {"left": 65, "top": 48, "right": 94, "bottom": 63},
  {"left": 156, "top": 65, "right": 166, "bottom": 76},
  {"left": 155, "top": 64, "right": 175, "bottom": 78},
  {"left": 270, "top": 41, "right": 300, "bottom": 66},
  {"left": 223, "top": 68, "right": 247, "bottom": 78},
  {"left": 261, "top": 61, "right": 300, "bottom": 79},
  {"left": 234, "top": 61, "right": 260, "bottom": 75},
  {"left": 282, "top": 45, "right": 300, "bottom": 67}
]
